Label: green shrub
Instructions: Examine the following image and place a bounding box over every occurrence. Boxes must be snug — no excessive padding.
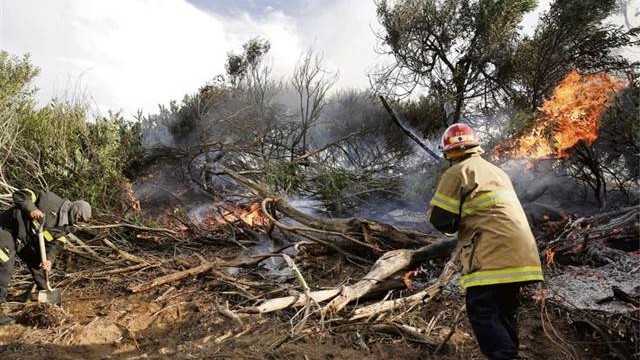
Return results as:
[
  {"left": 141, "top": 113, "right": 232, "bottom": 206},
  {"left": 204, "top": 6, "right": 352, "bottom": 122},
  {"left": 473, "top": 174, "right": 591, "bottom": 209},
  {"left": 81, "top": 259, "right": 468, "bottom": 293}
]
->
[
  {"left": 315, "top": 168, "right": 358, "bottom": 212},
  {"left": 264, "top": 160, "right": 304, "bottom": 193},
  {"left": 0, "top": 50, "right": 142, "bottom": 213}
]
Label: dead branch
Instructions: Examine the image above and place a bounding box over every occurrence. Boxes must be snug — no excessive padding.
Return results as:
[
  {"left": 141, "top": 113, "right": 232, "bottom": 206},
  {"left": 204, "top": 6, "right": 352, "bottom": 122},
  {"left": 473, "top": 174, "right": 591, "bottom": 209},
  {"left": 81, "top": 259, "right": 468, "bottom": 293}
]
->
[
  {"left": 102, "top": 238, "right": 150, "bottom": 265},
  {"left": 282, "top": 254, "right": 316, "bottom": 333},
  {"left": 63, "top": 243, "right": 109, "bottom": 264},
  {"left": 348, "top": 249, "right": 460, "bottom": 321},
  {"left": 129, "top": 260, "right": 218, "bottom": 293},
  {"left": 322, "top": 239, "right": 456, "bottom": 315},
  {"left": 244, "top": 239, "right": 456, "bottom": 315},
  {"left": 215, "top": 302, "right": 244, "bottom": 328},
  {"left": 433, "top": 304, "right": 466, "bottom": 354},
  {"left": 67, "top": 233, "right": 104, "bottom": 261},
  {"left": 367, "top": 322, "right": 440, "bottom": 346},
  {"left": 260, "top": 198, "right": 382, "bottom": 253},
  {"left": 221, "top": 167, "right": 440, "bottom": 250},
  {"left": 243, "top": 289, "right": 342, "bottom": 314},
  {"left": 292, "top": 131, "right": 362, "bottom": 163},
  {"left": 82, "top": 223, "right": 178, "bottom": 235}
]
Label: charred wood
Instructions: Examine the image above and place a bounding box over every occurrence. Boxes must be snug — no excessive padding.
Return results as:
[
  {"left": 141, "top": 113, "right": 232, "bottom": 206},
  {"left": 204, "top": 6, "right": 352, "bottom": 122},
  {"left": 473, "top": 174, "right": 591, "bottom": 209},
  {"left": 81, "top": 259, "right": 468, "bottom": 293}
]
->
[
  {"left": 220, "top": 167, "right": 440, "bottom": 251},
  {"left": 544, "top": 206, "right": 639, "bottom": 268}
]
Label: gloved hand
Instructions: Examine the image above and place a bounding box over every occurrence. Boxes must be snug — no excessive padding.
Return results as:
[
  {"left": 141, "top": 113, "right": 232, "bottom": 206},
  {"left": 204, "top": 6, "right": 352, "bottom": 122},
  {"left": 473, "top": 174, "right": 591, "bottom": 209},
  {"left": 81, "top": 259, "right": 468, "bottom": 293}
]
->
[
  {"left": 29, "top": 209, "right": 44, "bottom": 220},
  {"left": 40, "top": 259, "right": 52, "bottom": 272}
]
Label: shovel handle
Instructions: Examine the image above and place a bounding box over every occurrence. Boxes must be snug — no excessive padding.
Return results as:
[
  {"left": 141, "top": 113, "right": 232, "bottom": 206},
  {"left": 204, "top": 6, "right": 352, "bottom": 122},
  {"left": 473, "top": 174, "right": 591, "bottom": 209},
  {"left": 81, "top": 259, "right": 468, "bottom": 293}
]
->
[
  {"left": 36, "top": 216, "right": 54, "bottom": 292},
  {"left": 43, "top": 270, "right": 53, "bottom": 292}
]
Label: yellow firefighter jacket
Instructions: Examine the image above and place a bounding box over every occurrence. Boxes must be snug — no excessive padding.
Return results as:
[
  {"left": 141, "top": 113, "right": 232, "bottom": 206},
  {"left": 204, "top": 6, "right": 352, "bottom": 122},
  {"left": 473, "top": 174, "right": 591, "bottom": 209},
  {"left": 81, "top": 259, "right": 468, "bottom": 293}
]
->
[{"left": 428, "top": 153, "right": 543, "bottom": 289}]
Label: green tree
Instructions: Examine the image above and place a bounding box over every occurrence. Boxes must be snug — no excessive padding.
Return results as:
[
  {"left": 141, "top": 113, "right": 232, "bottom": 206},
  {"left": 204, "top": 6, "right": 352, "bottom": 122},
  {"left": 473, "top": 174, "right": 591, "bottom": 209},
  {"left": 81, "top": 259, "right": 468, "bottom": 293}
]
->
[
  {"left": 505, "top": 0, "right": 639, "bottom": 111},
  {"left": 375, "top": 0, "right": 536, "bottom": 122}
]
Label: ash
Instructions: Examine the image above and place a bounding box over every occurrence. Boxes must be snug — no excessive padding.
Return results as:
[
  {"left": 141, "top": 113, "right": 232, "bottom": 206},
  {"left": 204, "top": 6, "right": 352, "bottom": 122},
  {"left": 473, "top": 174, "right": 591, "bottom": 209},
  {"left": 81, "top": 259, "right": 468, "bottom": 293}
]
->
[{"left": 545, "top": 264, "right": 640, "bottom": 313}]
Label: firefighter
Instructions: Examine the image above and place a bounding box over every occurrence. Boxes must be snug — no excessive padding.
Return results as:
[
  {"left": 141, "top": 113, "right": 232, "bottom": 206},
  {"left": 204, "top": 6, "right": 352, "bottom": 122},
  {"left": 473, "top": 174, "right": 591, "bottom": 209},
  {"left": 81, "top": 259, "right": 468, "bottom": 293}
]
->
[
  {"left": 427, "top": 123, "right": 543, "bottom": 360},
  {"left": 0, "top": 189, "right": 91, "bottom": 325}
]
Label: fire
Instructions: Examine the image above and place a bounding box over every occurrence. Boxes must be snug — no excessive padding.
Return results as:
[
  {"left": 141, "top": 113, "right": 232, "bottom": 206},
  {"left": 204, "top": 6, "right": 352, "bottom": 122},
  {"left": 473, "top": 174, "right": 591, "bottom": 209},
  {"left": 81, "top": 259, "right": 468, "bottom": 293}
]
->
[
  {"left": 403, "top": 269, "right": 418, "bottom": 287},
  {"left": 495, "top": 70, "right": 625, "bottom": 159},
  {"left": 122, "top": 181, "right": 141, "bottom": 213},
  {"left": 545, "top": 248, "right": 555, "bottom": 268},
  {"left": 218, "top": 202, "right": 269, "bottom": 227},
  {"left": 237, "top": 202, "right": 270, "bottom": 227}
]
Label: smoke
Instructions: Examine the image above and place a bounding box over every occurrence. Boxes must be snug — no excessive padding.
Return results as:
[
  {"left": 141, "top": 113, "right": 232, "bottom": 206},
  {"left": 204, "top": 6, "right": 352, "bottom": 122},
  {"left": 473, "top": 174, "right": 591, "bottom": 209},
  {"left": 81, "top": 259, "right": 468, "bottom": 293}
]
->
[{"left": 502, "top": 160, "right": 579, "bottom": 205}]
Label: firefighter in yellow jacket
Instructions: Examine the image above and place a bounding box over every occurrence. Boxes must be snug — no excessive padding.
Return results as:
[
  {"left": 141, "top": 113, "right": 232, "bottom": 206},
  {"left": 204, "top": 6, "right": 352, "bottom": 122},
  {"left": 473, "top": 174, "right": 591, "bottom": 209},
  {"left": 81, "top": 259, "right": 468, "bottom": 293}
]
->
[{"left": 427, "top": 123, "right": 543, "bottom": 360}]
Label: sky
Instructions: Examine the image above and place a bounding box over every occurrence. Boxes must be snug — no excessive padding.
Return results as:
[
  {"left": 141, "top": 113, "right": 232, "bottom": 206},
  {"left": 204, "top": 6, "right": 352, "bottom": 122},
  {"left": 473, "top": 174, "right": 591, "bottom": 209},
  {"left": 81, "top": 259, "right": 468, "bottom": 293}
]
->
[{"left": 0, "top": 0, "right": 605, "bottom": 118}]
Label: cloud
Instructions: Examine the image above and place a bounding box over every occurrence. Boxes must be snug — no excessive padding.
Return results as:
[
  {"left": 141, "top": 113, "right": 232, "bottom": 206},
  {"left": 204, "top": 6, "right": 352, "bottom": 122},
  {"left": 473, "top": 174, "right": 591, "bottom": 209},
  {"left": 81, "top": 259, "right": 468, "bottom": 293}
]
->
[
  {"left": 520, "top": 0, "right": 551, "bottom": 36},
  {"left": 0, "top": 0, "right": 305, "bottom": 116},
  {"left": 293, "top": 0, "right": 381, "bottom": 89},
  {"left": 3, "top": 0, "right": 613, "bottom": 118}
]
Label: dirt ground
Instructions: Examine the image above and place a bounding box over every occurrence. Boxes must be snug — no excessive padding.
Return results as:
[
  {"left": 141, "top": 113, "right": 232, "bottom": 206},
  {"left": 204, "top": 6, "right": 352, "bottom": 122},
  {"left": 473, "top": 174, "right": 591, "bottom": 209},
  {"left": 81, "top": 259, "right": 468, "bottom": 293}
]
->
[{"left": 0, "top": 262, "right": 630, "bottom": 360}]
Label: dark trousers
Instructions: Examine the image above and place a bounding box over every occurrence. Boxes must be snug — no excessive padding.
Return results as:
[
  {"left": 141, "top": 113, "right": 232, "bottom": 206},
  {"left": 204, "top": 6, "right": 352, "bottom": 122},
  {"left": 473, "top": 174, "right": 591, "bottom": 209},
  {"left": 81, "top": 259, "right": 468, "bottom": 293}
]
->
[
  {"left": 0, "top": 229, "right": 15, "bottom": 303},
  {"left": 0, "top": 230, "right": 54, "bottom": 303},
  {"left": 466, "top": 282, "right": 522, "bottom": 360}
]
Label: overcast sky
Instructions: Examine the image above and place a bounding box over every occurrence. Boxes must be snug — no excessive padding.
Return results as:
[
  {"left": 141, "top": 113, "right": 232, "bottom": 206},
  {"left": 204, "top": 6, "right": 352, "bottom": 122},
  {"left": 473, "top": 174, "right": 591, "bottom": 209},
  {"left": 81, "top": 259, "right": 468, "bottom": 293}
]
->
[{"left": 0, "top": 0, "right": 567, "bottom": 117}]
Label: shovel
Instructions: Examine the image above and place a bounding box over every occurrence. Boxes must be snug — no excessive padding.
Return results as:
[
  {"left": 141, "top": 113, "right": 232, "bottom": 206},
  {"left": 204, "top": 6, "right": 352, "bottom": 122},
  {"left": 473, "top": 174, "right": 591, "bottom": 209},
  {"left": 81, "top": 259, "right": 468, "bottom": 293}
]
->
[{"left": 36, "top": 218, "right": 62, "bottom": 305}]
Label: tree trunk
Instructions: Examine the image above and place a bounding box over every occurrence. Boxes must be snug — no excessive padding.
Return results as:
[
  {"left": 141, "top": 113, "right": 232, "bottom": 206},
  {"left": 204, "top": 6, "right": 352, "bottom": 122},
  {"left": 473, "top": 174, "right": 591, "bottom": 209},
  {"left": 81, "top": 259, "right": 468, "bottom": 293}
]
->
[{"left": 221, "top": 167, "right": 441, "bottom": 250}]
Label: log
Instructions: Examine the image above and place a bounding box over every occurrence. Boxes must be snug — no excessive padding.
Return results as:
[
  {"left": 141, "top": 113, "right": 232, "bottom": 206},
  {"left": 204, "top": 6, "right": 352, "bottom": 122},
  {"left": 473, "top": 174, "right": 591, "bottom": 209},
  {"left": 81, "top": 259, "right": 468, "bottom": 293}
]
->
[
  {"left": 545, "top": 206, "right": 639, "bottom": 266},
  {"left": 322, "top": 239, "right": 456, "bottom": 315},
  {"left": 348, "top": 250, "right": 459, "bottom": 321},
  {"left": 221, "top": 167, "right": 440, "bottom": 250},
  {"left": 243, "top": 289, "right": 342, "bottom": 314}
]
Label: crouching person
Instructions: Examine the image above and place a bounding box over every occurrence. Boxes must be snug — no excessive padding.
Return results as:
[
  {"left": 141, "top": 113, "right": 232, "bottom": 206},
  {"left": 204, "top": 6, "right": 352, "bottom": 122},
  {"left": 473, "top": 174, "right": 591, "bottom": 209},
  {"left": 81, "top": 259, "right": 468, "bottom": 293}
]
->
[{"left": 0, "top": 188, "right": 92, "bottom": 325}]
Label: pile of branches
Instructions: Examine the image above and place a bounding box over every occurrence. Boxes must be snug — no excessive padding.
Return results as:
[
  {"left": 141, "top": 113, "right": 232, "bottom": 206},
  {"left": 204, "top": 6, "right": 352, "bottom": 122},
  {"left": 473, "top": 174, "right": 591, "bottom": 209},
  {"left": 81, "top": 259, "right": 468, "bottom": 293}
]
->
[
  {"left": 544, "top": 206, "right": 639, "bottom": 269},
  {"left": 539, "top": 206, "right": 640, "bottom": 360},
  {"left": 9, "top": 169, "right": 637, "bottom": 356},
  {"left": 28, "top": 165, "right": 461, "bottom": 352}
]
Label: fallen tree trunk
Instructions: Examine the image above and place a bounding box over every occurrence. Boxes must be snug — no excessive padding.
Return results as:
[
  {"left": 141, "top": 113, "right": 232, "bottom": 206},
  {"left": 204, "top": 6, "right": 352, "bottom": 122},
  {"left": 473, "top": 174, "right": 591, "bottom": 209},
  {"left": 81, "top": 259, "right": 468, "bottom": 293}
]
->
[
  {"left": 221, "top": 167, "right": 440, "bottom": 250},
  {"left": 348, "top": 250, "right": 459, "bottom": 321},
  {"left": 545, "top": 206, "right": 639, "bottom": 267},
  {"left": 322, "top": 239, "right": 456, "bottom": 315},
  {"left": 243, "top": 239, "right": 456, "bottom": 314}
]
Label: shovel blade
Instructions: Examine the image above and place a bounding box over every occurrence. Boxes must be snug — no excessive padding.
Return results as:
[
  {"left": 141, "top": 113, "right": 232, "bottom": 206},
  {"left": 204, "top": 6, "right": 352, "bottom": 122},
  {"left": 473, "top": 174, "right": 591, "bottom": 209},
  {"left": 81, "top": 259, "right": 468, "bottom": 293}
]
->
[{"left": 37, "top": 289, "right": 62, "bottom": 305}]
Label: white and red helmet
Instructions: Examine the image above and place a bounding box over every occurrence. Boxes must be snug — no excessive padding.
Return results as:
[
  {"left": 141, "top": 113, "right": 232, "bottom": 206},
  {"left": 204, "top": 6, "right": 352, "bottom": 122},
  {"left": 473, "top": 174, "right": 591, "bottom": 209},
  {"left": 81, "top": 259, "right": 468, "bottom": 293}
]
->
[{"left": 440, "top": 123, "right": 479, "bottom": 152}]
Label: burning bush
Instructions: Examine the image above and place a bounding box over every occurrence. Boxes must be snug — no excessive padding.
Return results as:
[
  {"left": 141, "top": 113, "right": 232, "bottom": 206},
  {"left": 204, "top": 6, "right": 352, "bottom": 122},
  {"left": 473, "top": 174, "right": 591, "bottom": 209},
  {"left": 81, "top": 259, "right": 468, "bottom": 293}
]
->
[
  {"left": 494, "top": 70, "right": 637, "bottom": 206},
  {"left": 495, "top": 70, "right": 625, "bottom": 159}
]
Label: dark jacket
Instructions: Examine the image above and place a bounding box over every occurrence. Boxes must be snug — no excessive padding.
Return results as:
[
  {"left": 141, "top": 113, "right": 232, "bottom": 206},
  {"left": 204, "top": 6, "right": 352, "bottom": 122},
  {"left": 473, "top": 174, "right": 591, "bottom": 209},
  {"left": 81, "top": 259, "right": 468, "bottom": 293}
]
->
[{"left": 10, "top": 189, "right": 70, "bottom": 258}]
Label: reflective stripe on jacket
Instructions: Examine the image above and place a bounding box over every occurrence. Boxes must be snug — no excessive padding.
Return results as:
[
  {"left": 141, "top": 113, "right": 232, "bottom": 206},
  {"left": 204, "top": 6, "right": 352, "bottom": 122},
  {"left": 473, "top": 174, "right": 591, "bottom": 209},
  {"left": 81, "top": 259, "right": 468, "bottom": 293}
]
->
[{"left": 428, "top": 154, "right": 543, "bottom": 289}]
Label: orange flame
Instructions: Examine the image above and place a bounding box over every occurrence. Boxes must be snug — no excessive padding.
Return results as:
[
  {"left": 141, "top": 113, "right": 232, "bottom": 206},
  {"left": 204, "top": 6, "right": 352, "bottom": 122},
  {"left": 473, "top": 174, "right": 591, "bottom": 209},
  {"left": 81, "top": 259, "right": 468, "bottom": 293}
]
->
[
  {"left": 218, "top": 202, "right": 269, "bottom": 227},
  {"left": 495, "top": 70, "right": 624, "bottom": 159},
  {"left": 402, "top": 269, "right": 420, "bottom": 287},
  {"left": 238, "top": 202, "right": 270, "bottom": 227},
  {"left": 545, "top": 248, "right": 555, "bottom": 268}
]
